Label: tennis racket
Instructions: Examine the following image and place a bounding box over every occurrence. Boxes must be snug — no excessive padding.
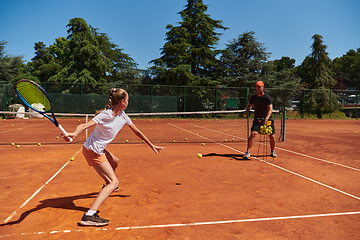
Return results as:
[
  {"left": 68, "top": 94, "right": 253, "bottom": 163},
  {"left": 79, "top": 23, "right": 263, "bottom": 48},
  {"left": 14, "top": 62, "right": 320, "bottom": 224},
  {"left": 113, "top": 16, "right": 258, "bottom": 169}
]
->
[{"left": 15, "top": 79, "right": 73, "bottom": 142}]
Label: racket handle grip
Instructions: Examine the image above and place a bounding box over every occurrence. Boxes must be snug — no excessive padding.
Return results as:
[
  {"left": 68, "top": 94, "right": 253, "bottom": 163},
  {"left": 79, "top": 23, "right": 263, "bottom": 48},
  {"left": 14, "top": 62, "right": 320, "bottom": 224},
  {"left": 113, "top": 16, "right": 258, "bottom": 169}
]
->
[{"left": 58, "top": 124, "right": 73, "bottom": 142}]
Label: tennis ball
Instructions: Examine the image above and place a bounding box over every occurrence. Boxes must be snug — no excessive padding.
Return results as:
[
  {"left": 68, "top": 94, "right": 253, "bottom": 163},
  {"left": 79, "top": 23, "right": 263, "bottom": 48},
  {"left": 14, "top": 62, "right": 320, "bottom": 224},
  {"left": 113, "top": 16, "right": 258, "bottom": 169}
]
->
[
  {"left": 232, "top": 138, "right": 235, "bottom": 141},
  {"left": 16, "top": 145, "right": 20, "bottom": 148},
  {"left": 11, "top": 143, "right": 15, "bottom": 146},
  {"left": 125, "top": 140, "right": 128, "bottom": 142},
  {"left": 70, "top": 157, "right": 74, "bottom": 161},
  {"left": 38, "top": 143, "right": 41, "bottom": 146},
  {"left": 196, "top": 133, "right": 198, "bottom": 135},
  {"left": 224, "top": 139, "right": 227, "bottom": 142},
  {"left": 142, "top": 141, "right": 145, "bottom": 143},
  {"left": 173, "top": 140, "right": 176, "bottom": 143},
  {"left": 185, "top": 138, "right": 188, "bottom": 141},
  {"left": 56, "top": 136, "right": 59, "bottom": 139},
  {"left": 197, "top": 153, "right": 202, "bottom": 158},
  {"left": 355, "top": 131, "right": 357, "bottom": 134},
  {"left": 202, "top": 143, "right": 205, "bottom": 146}
]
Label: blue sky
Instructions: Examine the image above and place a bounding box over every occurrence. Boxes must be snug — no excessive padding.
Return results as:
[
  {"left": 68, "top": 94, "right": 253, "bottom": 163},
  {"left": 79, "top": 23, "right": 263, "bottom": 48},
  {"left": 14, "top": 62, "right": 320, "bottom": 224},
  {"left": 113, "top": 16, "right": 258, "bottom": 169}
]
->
[{"left": 1, "top": 0, "right": 359, "bottom": 70}]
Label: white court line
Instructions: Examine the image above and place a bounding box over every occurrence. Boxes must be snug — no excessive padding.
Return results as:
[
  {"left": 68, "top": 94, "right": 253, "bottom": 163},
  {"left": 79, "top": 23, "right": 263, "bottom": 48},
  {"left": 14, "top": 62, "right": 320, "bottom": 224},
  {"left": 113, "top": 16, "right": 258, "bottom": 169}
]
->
[
  {"left": 169, "top": 123, "right": 360, "bottom": 201},
  {"left": 0, "top": 123, "right": 46, "bottom": 134},
  {"left": 191, "top": 123, "right": 360, "bottom": 172},
  {"left": 3, "top": 148, "right": 83, "bottom": 223},
  {"left": 115, "top": 211, "right": 360, "bottom": 230},
  {"left": 1, "top": 211, "right": 359, "bottom": 238}
]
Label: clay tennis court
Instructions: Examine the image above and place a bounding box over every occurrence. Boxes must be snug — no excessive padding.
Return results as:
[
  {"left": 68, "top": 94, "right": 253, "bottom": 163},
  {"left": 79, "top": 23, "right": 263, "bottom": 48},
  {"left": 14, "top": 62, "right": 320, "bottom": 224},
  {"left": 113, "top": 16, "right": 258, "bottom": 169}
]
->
[{"left": 0, "top": 117, "right": 359, "bottom": 239}]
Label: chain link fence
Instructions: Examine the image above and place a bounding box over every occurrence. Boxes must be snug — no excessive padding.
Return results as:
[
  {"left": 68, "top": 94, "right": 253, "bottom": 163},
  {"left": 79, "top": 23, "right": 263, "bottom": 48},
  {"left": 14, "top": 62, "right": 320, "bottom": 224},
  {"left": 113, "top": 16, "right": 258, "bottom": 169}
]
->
[{"left": 0, "top": 81, "right": 358, "bottom": 118}]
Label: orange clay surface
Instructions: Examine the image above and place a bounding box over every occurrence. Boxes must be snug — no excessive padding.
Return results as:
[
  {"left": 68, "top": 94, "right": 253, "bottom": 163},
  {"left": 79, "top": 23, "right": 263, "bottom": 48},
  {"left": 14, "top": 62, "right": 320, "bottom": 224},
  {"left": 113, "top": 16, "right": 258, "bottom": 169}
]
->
[{"left": 0, "top": 118, "right": 360, "bottom": 239}]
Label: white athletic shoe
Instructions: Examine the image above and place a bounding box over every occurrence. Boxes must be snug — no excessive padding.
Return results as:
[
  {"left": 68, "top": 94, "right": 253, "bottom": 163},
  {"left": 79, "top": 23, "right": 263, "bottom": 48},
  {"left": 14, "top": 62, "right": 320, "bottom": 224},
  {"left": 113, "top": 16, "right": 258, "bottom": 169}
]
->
[
  {"left": 271, "top": 150, "right": 277, "bottom": 158},
  {"left": 244, "top": 151, "right": 250, "bottom": 159}
]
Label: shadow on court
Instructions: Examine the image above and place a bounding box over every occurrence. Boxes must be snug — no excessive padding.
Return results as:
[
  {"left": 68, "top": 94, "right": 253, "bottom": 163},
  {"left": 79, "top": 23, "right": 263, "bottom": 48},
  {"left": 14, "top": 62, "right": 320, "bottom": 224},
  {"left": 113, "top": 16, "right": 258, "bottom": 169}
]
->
[
  {"left": 204, "top": 152, "right": 273, "bottom": 161},
  {"left": 203, "top": 152, "right": 251, "bottom": 161},
  {"left": 0, "top": 192, "right": 130, "bottom": 227}
]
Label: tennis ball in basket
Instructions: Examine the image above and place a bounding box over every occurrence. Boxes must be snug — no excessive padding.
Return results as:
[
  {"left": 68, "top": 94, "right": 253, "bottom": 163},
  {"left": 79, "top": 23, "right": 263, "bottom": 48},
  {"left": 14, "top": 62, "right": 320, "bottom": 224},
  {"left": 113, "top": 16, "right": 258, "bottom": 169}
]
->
[
  {"left": 70, "top": 157, "right": 74, "bottom": 161},
  {"left": 197, "top": 153, "right": 202, "bottom": 158},
  {"left": 38, "top": 143, "right": 41, "bottom": 146}
]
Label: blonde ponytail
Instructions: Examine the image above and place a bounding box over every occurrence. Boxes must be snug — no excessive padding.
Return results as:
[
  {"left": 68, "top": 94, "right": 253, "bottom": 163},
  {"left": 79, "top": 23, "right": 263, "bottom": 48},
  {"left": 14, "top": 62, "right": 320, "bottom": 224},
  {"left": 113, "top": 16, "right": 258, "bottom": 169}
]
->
[{"left": 95, "top": 88, "right": 128, "bottom": 115}]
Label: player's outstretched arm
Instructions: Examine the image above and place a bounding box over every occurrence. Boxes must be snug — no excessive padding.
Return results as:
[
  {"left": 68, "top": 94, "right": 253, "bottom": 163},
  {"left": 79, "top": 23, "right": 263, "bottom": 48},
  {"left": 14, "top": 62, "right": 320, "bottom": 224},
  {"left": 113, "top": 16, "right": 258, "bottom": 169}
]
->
[
  {"left": 62, "top": 120, "right": 96, "bottom": 142},
  {"left": 128, "top": 123, "right": 165, "bottom": 154}
]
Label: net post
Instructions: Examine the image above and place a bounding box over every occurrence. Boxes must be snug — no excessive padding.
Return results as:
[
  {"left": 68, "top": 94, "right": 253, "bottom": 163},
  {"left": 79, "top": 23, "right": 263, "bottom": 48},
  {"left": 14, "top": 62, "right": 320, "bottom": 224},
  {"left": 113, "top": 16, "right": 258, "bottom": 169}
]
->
[
  {"left": 246, "top": 113, "right": 249, "bottom": 140},
  {"left": 282, "top": 108, "right": 286, "bottom": 141},
  {"left": 86, "top": 114, "right": 88, "bottom": 139},
  {"left": 356, "top": 90, "right": 358, "bottom": 120}
]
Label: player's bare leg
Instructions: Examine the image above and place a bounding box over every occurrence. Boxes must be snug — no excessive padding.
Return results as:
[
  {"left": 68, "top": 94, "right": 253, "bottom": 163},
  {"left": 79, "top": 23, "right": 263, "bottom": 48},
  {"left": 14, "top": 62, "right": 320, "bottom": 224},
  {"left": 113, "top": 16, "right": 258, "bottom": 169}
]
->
[{"left": 244, "top": 131, "right": 258, "bottom": 159}]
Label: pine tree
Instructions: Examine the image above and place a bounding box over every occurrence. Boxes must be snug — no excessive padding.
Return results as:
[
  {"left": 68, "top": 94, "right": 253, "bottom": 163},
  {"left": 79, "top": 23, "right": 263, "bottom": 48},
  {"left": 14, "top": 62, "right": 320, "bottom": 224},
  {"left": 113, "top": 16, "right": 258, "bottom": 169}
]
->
[
  {"left": 220, "top": 31, "right": 270, "bottom": 88},
  {"left": 297, "top": 34, "right": 339, "bottom": 118},
  {"left": 150, "top": 0, "right": 227, "bottom": 86},
  {"left": 49, "top": 18, "right": 110, "bottom": 91}
]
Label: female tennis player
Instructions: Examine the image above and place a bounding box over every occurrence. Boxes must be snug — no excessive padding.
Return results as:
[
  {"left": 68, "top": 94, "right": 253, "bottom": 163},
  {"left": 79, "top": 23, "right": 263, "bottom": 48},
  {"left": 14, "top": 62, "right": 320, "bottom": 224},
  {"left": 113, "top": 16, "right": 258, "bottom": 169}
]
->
[{"left": 62, "top": 88, "right": 165, "bottom": 226}]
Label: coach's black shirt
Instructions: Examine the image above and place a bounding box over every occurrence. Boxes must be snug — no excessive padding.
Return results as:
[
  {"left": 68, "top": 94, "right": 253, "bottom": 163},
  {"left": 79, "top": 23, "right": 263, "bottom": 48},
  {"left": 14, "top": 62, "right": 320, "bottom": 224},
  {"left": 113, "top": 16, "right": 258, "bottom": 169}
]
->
[{"left": 249, "top": 93, "right": 273, "bottom": 119}]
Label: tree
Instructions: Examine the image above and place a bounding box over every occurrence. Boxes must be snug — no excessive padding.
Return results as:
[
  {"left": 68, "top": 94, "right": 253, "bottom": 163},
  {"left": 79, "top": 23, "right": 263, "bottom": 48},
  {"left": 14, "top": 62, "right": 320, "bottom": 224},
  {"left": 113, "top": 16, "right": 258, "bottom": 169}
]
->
[
  {"left": 90, "top": 26, "right": 139, "bottom": 84},
  {"left": 330, "top": 48, "right": 360, "bottom": 89},
  {"left": 29, "top": 41, "right": 62, "bottom": 82},
  {"left": 272, "top": 57, "right": 296, "bottom": 72},
  {"left": 296, "top": 34, "right": 338, "bottom": 118},
  {"left": 0, "top": 40, "right": 25, "bottom": 82},
  {"left": 150, "top": 0, "right": 228, "bottom": 86},
  {"left": 220, "top": 31, "right": 270, "bottom": 87},
  {"left": 265, "top": 57, "right": 303, "bottom": 109},
  {"left": 49, "top": 18, "right": 110, "bottom": 93},
  {"left": 48, "top": 37, "right": 69, "bottom": 67}
]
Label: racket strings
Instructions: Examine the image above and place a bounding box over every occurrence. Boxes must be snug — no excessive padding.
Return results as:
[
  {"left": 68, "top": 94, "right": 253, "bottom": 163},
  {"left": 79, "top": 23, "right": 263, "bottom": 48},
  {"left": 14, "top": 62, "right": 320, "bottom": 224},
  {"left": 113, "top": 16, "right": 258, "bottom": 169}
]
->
[{"left": 16, "top": 82, "right": 52, "bottom": 112}]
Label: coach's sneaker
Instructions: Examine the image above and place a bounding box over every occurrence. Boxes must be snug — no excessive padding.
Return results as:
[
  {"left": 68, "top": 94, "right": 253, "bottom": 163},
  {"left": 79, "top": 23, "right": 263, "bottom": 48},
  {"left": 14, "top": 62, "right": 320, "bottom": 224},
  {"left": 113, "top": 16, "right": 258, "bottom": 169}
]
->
[
  {"left": 79, "top": 213, "right": 109, "bottom": 226},
  {"left": 271, "top": 150, "right": 277, "bottom": 158},
  {"left": 244, "top": 151, "right": 250, "bottom": 159}
]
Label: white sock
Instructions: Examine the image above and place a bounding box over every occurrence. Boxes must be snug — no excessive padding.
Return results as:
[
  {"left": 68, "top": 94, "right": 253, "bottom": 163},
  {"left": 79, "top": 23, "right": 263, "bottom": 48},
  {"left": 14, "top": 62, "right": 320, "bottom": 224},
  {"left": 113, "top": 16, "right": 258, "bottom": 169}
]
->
[{"left": 86, "top": 210, "right": 97, "bottom": 216}]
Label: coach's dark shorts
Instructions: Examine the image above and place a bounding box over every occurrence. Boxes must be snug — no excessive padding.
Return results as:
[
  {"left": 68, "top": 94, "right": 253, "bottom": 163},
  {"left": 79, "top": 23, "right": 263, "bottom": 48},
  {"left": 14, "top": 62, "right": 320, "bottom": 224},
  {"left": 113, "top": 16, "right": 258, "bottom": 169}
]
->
[{"left": 251, "top": 118, "right": 275, "bottom": 134}]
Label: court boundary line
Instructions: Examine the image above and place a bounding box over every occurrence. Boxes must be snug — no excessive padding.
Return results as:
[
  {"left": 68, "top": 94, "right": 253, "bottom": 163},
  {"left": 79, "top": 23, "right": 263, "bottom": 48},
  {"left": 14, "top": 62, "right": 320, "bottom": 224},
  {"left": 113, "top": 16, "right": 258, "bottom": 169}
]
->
[
  {"left": 1, "top": 211, "right": 359, "bottom": 238},
  {"left": 3, "top": 148, "right": 83, "bottom": 223},
  {"left": 169, "top": 123, "right": 360, "bottom": 201},
  {"left": 191, "top": 123, "right": 360, "bottom": 172}
]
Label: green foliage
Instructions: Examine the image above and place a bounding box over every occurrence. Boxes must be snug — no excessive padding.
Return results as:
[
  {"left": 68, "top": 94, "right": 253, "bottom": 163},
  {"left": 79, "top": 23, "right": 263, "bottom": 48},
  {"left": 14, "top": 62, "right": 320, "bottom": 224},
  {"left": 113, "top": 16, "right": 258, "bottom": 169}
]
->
[
  {"left": 330, "top": 48, "right": 360, "bottom": 88},
  {"left": 296, "top": 34, "right": 339, "bottom": 118},
  {"left": 28, "top": 41, "right": 62, "bottom": 82},
  {"left": 49, "top": 18, "right": 111, "bottom": 93},
  {"left": 150, "top": 0, "right": 227, "bottom": 86},
  {"left": 302, "top": 88, "right": 341, "bottom": 118},
  {"left": 90, "top": 26, "right": 139, "bottom": 84},
  {"left": 220, "top": 31, "right": 270, "bottom": 87},
  {"left": 48, "top": 37, "right": 69, "bottom": 66},
  {"left": 0, "top": 40, "right": 26, "bottom": 82}
]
